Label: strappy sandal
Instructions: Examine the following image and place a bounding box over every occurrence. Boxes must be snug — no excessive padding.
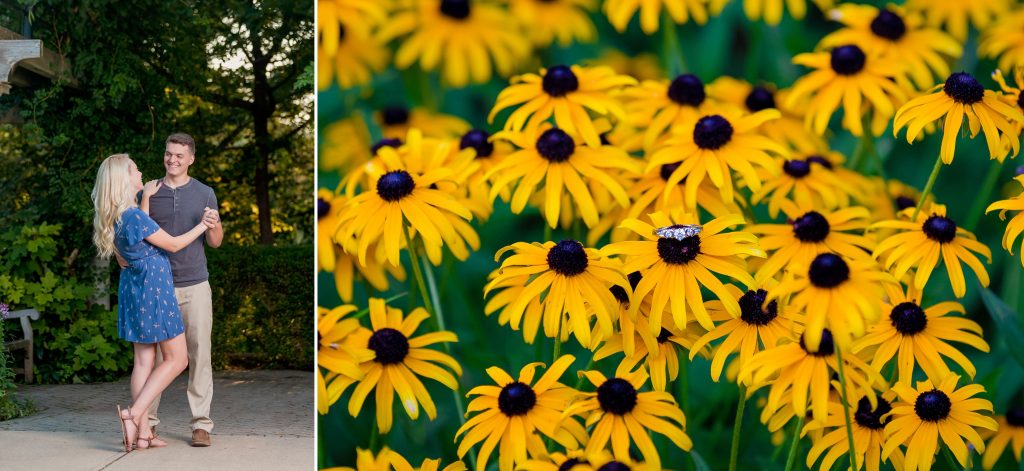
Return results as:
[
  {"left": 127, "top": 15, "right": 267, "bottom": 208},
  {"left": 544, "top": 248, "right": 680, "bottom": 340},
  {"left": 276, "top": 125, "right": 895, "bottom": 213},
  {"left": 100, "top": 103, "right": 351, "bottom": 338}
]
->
[
  {"left": 136, "top": 429, "right": 167, "bottom": 450},
  {"left": 117, "top": 405, "right": 140, "bottom": 453}
]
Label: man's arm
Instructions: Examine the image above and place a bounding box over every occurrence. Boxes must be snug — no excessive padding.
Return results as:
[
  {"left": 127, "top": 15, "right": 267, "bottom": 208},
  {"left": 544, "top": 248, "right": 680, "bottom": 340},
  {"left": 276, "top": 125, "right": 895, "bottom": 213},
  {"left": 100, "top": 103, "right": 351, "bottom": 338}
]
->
[{"left": 204, "top": 209, "right": 223, "bottom": 248}]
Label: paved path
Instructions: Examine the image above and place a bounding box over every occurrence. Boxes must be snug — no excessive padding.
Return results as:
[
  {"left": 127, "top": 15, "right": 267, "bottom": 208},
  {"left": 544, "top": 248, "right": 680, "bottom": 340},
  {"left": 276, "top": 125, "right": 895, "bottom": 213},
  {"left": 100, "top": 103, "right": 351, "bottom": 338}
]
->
[{"left": 0, "top": 370, "right": 313, "bottom": 471}]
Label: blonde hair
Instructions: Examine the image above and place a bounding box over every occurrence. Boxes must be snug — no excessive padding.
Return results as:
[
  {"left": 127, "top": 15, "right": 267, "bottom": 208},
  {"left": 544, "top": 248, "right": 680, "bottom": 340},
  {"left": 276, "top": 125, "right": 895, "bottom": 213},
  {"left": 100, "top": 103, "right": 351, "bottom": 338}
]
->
[{"left": 91, "top": 154, "right": 137, "bottom": 259}]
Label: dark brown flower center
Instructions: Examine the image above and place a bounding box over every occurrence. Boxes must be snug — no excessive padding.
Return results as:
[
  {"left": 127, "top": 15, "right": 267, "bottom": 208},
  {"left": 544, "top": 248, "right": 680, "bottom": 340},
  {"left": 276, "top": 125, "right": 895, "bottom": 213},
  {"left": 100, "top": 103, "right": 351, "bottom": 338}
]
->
[
  {"left": 317, "top": 198, "right": 330, "bottom": 219},
  {"left": 800, "top": 329, "right": 835, "bottom": 357},
  {"left": 870, "top": 9, "right": 906, "bottom": 41},
  {"left": 792, "top": 211, "right": 830, "bottom": 243},
  {"left": 547, "top": 239, "right": 588, "bottom": 276},
  {"left": 498, "top": 381, "right": 537, "bottom": 416},
  {"left": 610, "top": 271, "right": 642, "bottom": 305},
  {"left": 783, "top": 159, "right": 811, "bottom": 178},
  {"left": 745, "top": 86, "right": 776, "bottom": 111},
  {"left": 381, "top": 106, "right": 409, "bottom": 125},
  {"left": 944, "top": 72, "right": 984, "bottom": 104},
  {"left": 368, "top": 328, "right": 410, "bottom": 364},
  {"left": 440, "top": 0, "right": 471, "bottom": 19},
  {"left": 460, "top": 129, "right": 494, "bottom": 158},
  {"left": 542, "top": 65, "right": 579, "bottom": 97},
  {"left": 854, "top": 396, "right": 893, "bottom": 430},
  {"left": 922, "top": 215, "right": 957, "bottom": 243},
  {"left": 693, "top": 115, "right": 733, "bottom": 150},
  {"left": 376, "top": 170, "right": 416, "bottom": 202},
  {"left": 667, "top": 74, "right": 706, "bottom": 106},
  {"left": 915, "top": 389, "right": 952, "bottom": 421},
  {"left": 808, "top": 253, "right": 849, "bottom": 288},
  {"left": 890, "top": 301, "right": 927, "bottom": 335},
  {"left": 1007, "top": 408, "right": 1024, "bottom": 427},
  {"left": 830, "top": 45, "right": 866, "bottom": 75},
  {"left": 739, "top": 289, "right": 778, "bottom": 326},
  {"left": 370, "top": 138, "right": 402, "bottom": 155},
  {"left": 597, "top": 378, "right": 638, "bottom": 415},
  {"left": 657, "top": 233, "right": 701, "bottom": 264},
  {"left": 536, "top": 128, "right": 575, "bottom": 162}
]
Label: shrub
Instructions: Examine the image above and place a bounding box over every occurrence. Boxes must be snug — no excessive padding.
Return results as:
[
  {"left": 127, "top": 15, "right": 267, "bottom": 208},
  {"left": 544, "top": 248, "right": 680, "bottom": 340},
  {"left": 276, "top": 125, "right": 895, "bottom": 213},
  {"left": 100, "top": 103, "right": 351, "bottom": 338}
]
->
[
  {"left": 207, "top": 244, "right": 313, "bottom": 370},
  {"left": 0, "top": 304, "right": 36, "bottom": 421}
]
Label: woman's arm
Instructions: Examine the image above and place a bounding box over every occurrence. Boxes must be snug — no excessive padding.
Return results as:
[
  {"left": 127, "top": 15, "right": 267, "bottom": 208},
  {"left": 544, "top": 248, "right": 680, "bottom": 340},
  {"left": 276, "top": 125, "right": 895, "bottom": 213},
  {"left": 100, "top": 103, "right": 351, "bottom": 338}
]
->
[{"left": 144, "top": 223, "right": 208, "bottom": 253}]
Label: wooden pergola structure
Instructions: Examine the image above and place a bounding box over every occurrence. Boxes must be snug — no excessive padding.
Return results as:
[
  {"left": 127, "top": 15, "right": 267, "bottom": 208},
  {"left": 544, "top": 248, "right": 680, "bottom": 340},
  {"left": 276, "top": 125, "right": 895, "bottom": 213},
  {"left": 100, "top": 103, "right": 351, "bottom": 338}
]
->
[{"left": 0, "top": 25, "right": 73, "bottom": 121}]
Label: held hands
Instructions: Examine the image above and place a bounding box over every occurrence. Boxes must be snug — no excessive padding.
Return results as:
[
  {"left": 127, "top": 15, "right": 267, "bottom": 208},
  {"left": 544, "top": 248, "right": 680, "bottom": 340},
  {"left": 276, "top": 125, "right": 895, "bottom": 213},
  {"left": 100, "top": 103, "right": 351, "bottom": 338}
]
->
[
  {"left": 142, "top": 179, "right": 162, "bottom": 198},
  {"left": 202, "top": 207, "right": 220, "bottom": 229}
]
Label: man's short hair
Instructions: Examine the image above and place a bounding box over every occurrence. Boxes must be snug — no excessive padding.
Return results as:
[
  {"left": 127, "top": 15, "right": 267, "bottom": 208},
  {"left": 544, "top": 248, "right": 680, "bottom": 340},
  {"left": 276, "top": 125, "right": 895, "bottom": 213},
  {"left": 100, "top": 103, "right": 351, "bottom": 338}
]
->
[{"left": 166, "top": 133, "right": 196, "bottom": 155}]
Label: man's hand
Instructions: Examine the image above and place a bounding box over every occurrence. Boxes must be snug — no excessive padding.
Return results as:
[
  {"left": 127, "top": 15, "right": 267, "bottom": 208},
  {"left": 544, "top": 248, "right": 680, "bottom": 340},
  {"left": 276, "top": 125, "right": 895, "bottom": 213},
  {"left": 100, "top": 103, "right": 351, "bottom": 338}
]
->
[
  {"left": 142, "top": 179, "right": 163, "bottom": 198},
  {"left": 114, "top": 250, "right": 128, "bottom": 269},
  {"left": 202, "top": 207, "right": 220, "bottom": 228}
]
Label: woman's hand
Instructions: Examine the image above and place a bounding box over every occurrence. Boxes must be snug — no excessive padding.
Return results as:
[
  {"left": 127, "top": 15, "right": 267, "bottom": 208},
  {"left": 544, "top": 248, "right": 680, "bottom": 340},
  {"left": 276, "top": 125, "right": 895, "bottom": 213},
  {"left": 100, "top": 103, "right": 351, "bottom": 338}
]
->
[{"left": 142, "top": 179, "right": 162, "bottom": 198}]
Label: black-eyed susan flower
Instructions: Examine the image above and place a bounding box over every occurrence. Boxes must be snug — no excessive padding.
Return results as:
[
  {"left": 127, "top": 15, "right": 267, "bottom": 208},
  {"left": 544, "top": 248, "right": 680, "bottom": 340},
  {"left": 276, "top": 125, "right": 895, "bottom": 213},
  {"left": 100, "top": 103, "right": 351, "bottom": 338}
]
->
[
  {"left": 853, "top": 284, "right": 989, "bottom": 384},
  {"left": 647, "top": 108, "right": 788, "bottom": 210},
  {"left": 593, "top": 306, "right": 707, "bottom": 391},
  {"left": 376, "top": 0, "right": 530, "bottom": 88},
  {"left": 987, "top": 175, "right": 1024, "bottom": 265},
  {"left": 981, "top": 10, "right": 1024, "bottom": 73},
  {"left": 326, "top": 446, "right": 467, "bottom": 471},
  {"left": 483, "top": 272, "right": 547, "bottom": 344},
  {"left": 750, "top": 156, "right": 863, "bottom": 218},
  {"left": 375, "top": 105, "right": 471, "bottom": 140},
  {"left": 905, "top": 0, "right": 1009, "bottom": 42},
  {"left": 317, "top": 4, "right": 389, "bottom": 90},
  {"left": 603, "top": 0, "right": 709, "bottom": 34},
  {"left": 509, "top": 0, "right": 596, "bottom": 47},
  {"left": 561, "top": 364, "right": 692, "bottom": 468},
  {"left": 455, "top": 355, "right": 587, "bottom": 471},
  {"left": 318, "top": 189, "right": 345, "bottom": 274},
  {"left": 872, "top": 203, "right": 992, "bottom": 298},
  {"left": 519, "top": 449, "right": 659, "bottom": 471},
  {"left": 982, "top": 408, "right": 1024, "bottom": 470},
  {"left": 486, "top": 124, "right": 640, "bottom": 229},
  {"left": 335, "top": 130, "right": 478, "bottom": 267},
  {"left": 706, "top": 77, "right": 828, "bottom": 153},
  {"left": 592, "top": 162, "right": 743, "bottom": 245},
  {"left": 804, "top": 392, "right": 906, "bottom": 471},
  {"left": 345, "top": 298, "right": 462, "bottom": 433},
  {"left": 589, "top": 48, "right": 664, "bottom": 82},
  {"left": 740, "top": 328, "right": 881, "bottom": 424},
  {"left": 787, "top": 44, "right": 908, "bottom": 137},
  {"left": 820, "top": 4, "right": 962, "bottom": 91},
  {"left": 317, "top": 304, "right": 368, "bottom": 414},
  {"left": 893, "top": 72, "right": 1023, "bottom": 163},
  {"left": 883, "top": 375, "right": 997, "bottom": 471},
  {"left": 692, "top": 284, "right": 801, "bottom": 382},
  {"left": 990, "top": 68, "right": 1024, "bottom": 162},
  {"left": 320, "top": 116, "right": 374, "bottom": 173},
  {"left": 770, "top": 252, "right": 894, "bottom": 351},
  {"left": 743, "top": 0, "right": 833, "bottom": 26},
  {"left": 324, "top": 192, "right": 407, "bottom": 303},
  {"left": 489, "top": 65, "right": 636, "bottom": 148},
  {"left": 484, "top": 239, "right": 629, "bottom": 347},
  {"left": 749, "top": 203, "right": 875, "bottom": 282},
  {"left": 604, "top": 211, "right": 766, "bottom": 334},
  {"left": 458, "top": 128, "right": 514, "bottom": 222},
  {"left": 622, "top": 73, "right": 719, "bottom": 150}
]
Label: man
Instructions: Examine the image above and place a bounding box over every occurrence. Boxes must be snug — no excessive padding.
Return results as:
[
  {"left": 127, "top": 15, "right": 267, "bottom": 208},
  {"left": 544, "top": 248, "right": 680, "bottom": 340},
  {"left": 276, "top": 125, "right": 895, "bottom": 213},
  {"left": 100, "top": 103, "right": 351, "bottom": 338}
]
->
[{"left": 146, "top": 132, "right": 223, "bottom": 447}]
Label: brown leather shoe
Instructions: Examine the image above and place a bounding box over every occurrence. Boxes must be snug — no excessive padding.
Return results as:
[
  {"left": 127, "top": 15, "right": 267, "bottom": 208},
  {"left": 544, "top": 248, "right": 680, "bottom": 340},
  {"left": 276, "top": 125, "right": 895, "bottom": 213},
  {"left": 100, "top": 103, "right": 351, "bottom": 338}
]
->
[{"left": 191, "top": 429, "right": 211, "bottom": 447}]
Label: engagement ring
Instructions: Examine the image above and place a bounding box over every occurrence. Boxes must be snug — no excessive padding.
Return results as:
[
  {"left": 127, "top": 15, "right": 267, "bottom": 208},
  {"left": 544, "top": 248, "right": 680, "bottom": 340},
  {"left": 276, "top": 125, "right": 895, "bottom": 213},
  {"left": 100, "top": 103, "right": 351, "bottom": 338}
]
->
[{"left": 654, "top": 224, "right": 702, "bottom": 240}]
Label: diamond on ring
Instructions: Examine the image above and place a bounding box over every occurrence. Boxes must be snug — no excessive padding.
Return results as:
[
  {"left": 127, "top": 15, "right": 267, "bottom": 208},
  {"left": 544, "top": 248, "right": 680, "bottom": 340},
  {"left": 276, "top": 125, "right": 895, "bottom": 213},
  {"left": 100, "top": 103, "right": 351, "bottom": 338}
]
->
[{"left": 654, "top": 224, "right": 702, "bottom": 240}]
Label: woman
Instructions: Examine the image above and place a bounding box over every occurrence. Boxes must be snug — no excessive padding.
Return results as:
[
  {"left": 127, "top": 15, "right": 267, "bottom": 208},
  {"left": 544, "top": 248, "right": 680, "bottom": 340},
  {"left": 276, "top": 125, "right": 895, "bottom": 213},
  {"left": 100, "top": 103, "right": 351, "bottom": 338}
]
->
[{"left": 91, "top": 154, "right": 212, "bottom": 451}]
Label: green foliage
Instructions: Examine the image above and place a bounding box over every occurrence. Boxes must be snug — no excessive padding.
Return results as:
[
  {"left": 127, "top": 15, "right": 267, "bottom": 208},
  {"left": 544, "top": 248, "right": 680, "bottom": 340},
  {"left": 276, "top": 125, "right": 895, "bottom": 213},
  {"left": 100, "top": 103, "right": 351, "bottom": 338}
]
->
[
  {"left": 0, "top": 315, "right": 36, "bottom": 422},
  {"left": 0, "top": 223, "right": 131, "bottom": 384},
  {"left": 207, "top": 245, "right": 313, "bottom": 370}
]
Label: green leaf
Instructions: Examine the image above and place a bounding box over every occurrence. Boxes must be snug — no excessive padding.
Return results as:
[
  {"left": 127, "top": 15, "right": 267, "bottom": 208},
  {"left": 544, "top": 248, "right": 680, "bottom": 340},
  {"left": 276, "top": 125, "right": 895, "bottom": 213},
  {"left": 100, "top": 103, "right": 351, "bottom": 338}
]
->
[
  {"left": 979, "top": 287, "right": 1024, "bottom": 368},
  {"left": 691, "top": 449, "right": 713, "bottom": 471}
]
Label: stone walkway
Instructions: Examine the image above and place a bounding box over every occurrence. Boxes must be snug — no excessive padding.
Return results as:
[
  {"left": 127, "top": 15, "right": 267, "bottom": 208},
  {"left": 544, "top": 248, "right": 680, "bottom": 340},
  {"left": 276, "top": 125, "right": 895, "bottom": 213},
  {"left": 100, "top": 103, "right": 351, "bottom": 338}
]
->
[{"left": 0, "top": 370, "right": 313, "bottom": 470}]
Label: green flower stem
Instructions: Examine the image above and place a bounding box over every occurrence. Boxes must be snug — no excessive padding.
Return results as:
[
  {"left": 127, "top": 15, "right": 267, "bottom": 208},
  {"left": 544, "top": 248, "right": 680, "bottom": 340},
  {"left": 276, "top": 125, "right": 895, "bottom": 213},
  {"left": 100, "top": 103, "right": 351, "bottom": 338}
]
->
[
  {"left": 965, "top": 159, "right": 1004, "bottom": 232},
  {"left": 403, "top": 230, "right": 476, "bottom": 470},
  {"left": 728, "top": 385, "right": 747, "bottom": 471},
  {"left": 912, "top": 153, "right": 945, "bottom": 222},
  {"left": 573, "top": 355, "right": 595, "bottom": 390},
  {"left": 318, "top": 415, "right": 327, "bottom": 465},
  {"left": 677, "top": 350, "right": 690, "bottom": 418},
  {"left": 850, "top": 114, "right": 879, "bottom": 176},
  {"left": 943, "top": 446, "right": 961, "bottom": 470},
  {"left": 835, "top": 346, "right": 859, "bottom": 471},
  {"left": 660, "top": 13, "right": 686, "bottom": 76},
  {"left": 552, "top": 319, "right": 562, "bottom": 365},
  {"left": 783, "top": 415, "right": 806, "bottom": 471},
  {"left": 351, "top": 292, "right": 408, "bottom": 320},
  {"left": 543, "top": 223, "right": 552, "bottom": 243},
  {"left": 368, "top": 420, "right": 381, "bottom": 452}
]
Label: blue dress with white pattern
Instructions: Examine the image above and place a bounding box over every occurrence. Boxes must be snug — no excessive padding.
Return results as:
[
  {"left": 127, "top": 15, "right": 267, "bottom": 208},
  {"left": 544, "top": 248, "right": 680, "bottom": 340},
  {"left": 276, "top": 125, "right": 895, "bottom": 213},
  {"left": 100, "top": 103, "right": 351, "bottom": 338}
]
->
[{"left": 114, "top": 207, "right": 184, "bottom": 343}]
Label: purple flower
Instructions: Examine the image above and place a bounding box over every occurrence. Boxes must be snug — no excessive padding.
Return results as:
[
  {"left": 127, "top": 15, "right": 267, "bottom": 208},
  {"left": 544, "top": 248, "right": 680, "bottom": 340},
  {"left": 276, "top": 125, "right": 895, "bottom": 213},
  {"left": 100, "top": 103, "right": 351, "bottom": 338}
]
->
[{"left": 0, "top": 302, "right": 9, "bottom": 319}]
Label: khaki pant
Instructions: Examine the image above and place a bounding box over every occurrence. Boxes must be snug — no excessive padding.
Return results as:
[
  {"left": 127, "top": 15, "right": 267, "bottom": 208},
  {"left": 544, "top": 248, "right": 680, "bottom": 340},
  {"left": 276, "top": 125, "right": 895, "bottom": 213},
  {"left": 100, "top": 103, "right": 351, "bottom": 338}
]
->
[{"left": 149, "top": 281, "right": 214, "bottom": 433}]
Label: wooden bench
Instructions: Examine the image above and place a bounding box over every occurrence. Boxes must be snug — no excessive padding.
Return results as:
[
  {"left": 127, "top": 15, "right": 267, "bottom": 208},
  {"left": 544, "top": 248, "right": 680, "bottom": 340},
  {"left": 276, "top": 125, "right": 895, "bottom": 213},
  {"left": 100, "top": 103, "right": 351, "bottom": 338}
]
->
[{"left": 3, "top": 308, "right": 39, "bottom": 384}]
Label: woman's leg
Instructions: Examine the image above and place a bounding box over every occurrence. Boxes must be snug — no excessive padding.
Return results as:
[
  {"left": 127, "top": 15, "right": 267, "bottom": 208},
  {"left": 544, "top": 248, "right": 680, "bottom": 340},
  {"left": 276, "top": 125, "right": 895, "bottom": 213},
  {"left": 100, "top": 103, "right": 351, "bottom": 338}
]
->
[
  {"left": 128, "top": 334, "right": 189, "bottom": 421},
  {"left": 130, "top": 343, "right": 157, "bottom": 442}
]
